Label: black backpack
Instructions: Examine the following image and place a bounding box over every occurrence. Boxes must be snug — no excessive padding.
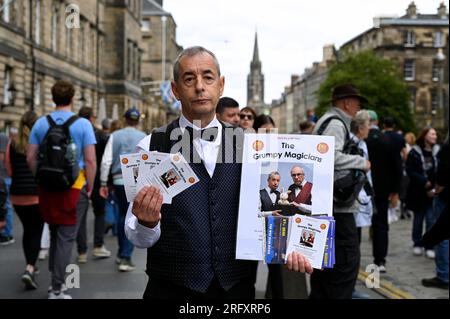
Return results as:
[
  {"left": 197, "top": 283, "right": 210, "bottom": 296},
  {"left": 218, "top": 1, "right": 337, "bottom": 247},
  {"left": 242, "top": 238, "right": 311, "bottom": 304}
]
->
[
  {"left": 36, "top": 115, "right": 80, "bottom": 192},
  {"left": 317, "top": 116, "right": 368, "bottom": 207}
]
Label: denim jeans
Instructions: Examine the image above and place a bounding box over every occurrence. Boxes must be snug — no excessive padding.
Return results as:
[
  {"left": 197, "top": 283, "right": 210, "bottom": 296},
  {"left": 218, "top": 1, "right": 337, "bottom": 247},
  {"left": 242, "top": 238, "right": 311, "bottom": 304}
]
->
[
  {"left": 1, "top": 177, "right": 13, "bottom": 237},
  {"left": 113, "top": 185, "right": 134, "bottom": 259},
  {"left": 412, "top": 201, "right": 434, "bottom": 249},
  {"left": 432, "top": 197, "right": 449, "bottom": 283},
  {"left": 105, "top": 192, "right": 119, "bottom": 236}
]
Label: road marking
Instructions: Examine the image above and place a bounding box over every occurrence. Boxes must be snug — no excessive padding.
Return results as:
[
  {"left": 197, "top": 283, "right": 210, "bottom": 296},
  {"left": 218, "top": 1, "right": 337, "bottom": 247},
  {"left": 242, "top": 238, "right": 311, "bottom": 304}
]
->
[{"left": 358, "top": 269, "right": 416, "bottom": 299}]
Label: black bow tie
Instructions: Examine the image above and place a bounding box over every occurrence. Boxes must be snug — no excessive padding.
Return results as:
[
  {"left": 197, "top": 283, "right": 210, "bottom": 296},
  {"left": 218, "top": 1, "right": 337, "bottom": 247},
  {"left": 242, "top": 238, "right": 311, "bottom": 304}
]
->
[
  {"left": 294, "top": 184, "right": 303, "bottom": 190},
  {"left": 270, "top": 190, "right": 277, "bottom": 194},
  {"left": 185, "top": 126, "right": 218, "bottom": 142}
]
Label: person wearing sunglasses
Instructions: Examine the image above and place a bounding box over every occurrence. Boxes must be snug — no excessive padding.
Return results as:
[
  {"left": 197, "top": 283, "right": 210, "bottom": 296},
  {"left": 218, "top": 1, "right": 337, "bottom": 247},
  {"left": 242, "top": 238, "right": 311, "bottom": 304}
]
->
[{"left": 239, "top": 107, "right": 257, "bottom": 130}]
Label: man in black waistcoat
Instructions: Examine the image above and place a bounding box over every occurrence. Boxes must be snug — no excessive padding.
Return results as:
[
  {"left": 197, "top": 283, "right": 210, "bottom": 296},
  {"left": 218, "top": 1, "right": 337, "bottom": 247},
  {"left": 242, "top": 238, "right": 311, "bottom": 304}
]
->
[
  {"left": 125, "top": 46, "right": 313, "bottom": 299},
  {"left": 260, "top": 172, "right": 281, "bottom": 213}
]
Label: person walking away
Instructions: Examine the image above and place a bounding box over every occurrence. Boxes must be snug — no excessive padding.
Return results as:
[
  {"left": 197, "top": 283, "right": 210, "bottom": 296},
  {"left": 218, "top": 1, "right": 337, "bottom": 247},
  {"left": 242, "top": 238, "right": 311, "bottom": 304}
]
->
[
  {"left": 75, "top": 107, "right": 111, "bottom": 263},
  {"left": 4, "top": 111, "right": 44, "bottom": 289},
  {"left": 366, "top": 111, "right": 402, "bottom": 273},
  {"left": 99, "top": 108, "right": 146, "bottom": 272},
  {"left": 0, "top": 132, "right": 15, "bottom": 245},
  {"left": 27, "top": 80, "right": 97, "bottom": 299}
]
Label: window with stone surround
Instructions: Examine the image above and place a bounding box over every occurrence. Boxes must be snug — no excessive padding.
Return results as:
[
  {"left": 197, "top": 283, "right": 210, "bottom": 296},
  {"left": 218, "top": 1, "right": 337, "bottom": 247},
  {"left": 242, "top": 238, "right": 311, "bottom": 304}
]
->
[
  {"left": 404, "top": 31, "right": 415, "bottom": 47},
  {"left": 51, "top": 4, "right": 58, "bottom": 52},
  {"left": 34, "top": 0, "right": 41, "bottom": 45},
  {"left": 34, "top": 78, "right": 42, "bottom": 106},
  {"left": 141, "top": 19, "right": 150, "bottom": 32},
  {"left": 404, "top": 59, "right": 415, "bottom": 81},
  {"left": 434, "top": 32, "right": 443, "bottom": 48},
  {"left": 66, "top": 25, "right": 72, "bottom": 57},
  {"left": 2, "top": 66, "right": 12, "bottom": 105},
  {"left": 2, "top": 0, "right": 10, "bottom": 23},
  {"left": 79, "top": 21, "right": 85, "bottom": 64}
]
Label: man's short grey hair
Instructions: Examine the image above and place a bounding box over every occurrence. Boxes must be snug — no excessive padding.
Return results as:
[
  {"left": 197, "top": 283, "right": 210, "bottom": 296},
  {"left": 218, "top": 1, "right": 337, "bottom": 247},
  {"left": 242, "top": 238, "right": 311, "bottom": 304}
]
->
[
  {"left": 290, "top": 166, "right": 304, "bottom": 174},
  {"left": 351, "top": 110, "right": 370, "bottom": 135},
  {"left": 173, "top": 46, "right": 221, "bottom": 82},
  {"left": 267, "top": 171, "right": 280, "bottom": 181},
  {"left": 101, "top": 118, "right": 111, "bottom": 130}
]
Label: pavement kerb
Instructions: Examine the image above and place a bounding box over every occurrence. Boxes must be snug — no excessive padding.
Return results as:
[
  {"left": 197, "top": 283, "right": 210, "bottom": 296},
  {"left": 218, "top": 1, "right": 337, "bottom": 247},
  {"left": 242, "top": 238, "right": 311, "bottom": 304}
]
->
[{"left": 358, "top": 269, "right": 416, "bottom": 299}]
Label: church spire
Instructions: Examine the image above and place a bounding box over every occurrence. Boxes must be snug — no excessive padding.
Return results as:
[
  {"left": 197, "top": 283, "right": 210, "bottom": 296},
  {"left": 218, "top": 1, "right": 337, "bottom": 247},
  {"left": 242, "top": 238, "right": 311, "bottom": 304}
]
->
[
  {"left": 252, "top": 32, "right": 260, "bottom": 63},
  {"left": 247, "top": 32, "right": 265, "bottom": 114}
]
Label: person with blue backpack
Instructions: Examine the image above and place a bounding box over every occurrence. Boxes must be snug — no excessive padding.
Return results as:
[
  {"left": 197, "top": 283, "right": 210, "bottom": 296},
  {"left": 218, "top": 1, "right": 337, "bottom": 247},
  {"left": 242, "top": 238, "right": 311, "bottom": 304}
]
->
[{"left": 27, "top": 80, "right": 97, "bottom": 299}]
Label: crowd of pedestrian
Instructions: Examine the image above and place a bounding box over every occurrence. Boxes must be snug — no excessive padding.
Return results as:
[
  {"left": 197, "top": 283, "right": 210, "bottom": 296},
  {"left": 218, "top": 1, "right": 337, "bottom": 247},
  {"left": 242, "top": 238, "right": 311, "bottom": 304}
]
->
[{"left": 0, "top": 47, "right": 447, "bottom": 300}]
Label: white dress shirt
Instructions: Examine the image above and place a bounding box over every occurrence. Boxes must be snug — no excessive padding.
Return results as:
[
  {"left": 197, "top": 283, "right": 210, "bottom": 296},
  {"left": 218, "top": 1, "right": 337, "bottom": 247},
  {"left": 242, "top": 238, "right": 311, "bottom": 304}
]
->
[
  {"left": 125, "top": 115, "right": 223, "bottom": 248},
  {"left": 294, "top": 179, "right": 307, "bottom": 197},
  {"left": 266, "top": 187, "right": 277, "bottom": 204}
]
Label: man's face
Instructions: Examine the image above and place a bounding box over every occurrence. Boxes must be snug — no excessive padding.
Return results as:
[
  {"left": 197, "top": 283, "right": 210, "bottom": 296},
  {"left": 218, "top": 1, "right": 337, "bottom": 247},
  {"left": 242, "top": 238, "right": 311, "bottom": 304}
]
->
[
  {"left": 291, "top": 167, "right": 305, "bottom": 185},
  {"left": 268, "top": 175, "right": 280, "bottom": 190},
  {"left": 344, "top": 98, "right": 361, "bottom": 118},
  {"left": 171, "top": 52, "right": 224, "bottom": 121},
  {"left": 217, "top": 107, "right": 240, "bottom": 126}
]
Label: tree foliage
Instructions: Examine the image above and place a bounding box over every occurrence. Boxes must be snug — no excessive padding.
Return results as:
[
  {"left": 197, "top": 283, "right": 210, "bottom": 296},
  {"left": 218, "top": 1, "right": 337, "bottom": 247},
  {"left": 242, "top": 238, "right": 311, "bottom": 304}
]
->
[{"left": 316, "top": 51, "right": 415, "bottom": 132}]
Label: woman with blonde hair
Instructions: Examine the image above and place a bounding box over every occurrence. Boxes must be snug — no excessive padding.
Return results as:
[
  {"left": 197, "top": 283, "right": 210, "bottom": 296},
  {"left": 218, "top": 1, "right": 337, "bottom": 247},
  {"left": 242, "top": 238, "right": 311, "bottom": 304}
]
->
[
  {"left": 404, "top": 132, "right": 416, "bottom": 159},
  {"left": 5, "top": 110, "right": 44, "bottom": 290}
]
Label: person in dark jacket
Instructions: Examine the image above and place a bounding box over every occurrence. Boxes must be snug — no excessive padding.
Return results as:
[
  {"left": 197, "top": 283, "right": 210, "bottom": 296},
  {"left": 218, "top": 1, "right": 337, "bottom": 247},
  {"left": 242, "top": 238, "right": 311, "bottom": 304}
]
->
[
  {"left": 366, "top": 111, "right": 401, "bottom": 272},
  {"left": 421, "top": 138, "right": 448, "bottom": 289},
  {"left": 4, "top": 111, "right": 44, "bottom": 290},
  {"left": 405, "top": 127, "right": 440, "bottom": 259},
  {"left": 76, "top": 107, "right": 111, "bottom": 261}
]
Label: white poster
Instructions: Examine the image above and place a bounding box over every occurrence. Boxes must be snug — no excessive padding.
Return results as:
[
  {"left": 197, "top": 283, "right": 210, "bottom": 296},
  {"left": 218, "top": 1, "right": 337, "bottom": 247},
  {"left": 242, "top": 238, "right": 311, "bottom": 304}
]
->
[{"left": 236, "top": 133, "right": 335, "bottom": 261}]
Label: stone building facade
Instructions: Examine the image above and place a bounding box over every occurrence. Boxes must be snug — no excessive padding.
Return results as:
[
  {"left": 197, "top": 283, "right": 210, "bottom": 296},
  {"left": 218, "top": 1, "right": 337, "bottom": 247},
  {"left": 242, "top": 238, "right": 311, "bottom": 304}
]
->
[
  {"left": 340, "top": 2, "right": 449, "bottom": 131},
  {"left": 270, "top": 44, "right": 336, "bottom": 133},
  {"left": 140, "top": 0, "right": 182, "bottom": 131},
  {"left": 0, "top": 0, "right": 146, "bottom": 131}
]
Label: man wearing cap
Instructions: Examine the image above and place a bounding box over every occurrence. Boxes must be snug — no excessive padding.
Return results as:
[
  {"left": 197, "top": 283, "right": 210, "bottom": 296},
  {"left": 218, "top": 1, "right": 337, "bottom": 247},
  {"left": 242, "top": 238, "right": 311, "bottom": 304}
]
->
[
  {"left": 312, "top": 83, "right": 371, "bottom": 299},
  {"left": 366, "top": 110, "right": 400, "bottom": 273},
  {"left": 99, "top": 108, "right": 146, "bottom": 272}
]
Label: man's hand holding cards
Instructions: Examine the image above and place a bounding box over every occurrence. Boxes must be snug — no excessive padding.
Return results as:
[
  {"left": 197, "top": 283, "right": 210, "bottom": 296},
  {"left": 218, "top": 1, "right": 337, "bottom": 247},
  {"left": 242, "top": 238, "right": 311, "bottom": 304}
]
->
[{"left": 121, "top": 151, "right": 199, "bottom": 204}]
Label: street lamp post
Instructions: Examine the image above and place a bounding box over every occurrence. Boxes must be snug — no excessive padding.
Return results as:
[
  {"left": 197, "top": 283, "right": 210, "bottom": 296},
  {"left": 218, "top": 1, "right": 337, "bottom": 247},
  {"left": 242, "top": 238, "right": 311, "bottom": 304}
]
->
[{"left": 435, "top": 48, "right": 446, "bottom": 130}]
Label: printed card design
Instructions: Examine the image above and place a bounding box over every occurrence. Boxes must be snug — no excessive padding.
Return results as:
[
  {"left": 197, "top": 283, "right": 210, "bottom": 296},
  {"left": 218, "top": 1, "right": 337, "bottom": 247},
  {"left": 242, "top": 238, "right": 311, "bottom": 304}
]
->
[
  {"left": 264, "top": 216, "right": 290, "bottom": 264},
  {"left": 136, "top": 151, "right": 172, "bottom": 203},
  {"left": 137, "top": 153, "right": 199, "bottom": 203},
  {"left": 120, "top": 153, "right": 142, "bottom": 202},
  {"left": 285, "top": 215, "right": 330, "bottom": 269}
]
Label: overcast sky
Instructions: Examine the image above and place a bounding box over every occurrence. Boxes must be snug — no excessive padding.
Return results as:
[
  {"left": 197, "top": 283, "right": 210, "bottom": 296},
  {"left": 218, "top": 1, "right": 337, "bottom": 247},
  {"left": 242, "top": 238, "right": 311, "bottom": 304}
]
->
[{"left": 164, "top": 0, "right": 444, "bottom": 107}]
